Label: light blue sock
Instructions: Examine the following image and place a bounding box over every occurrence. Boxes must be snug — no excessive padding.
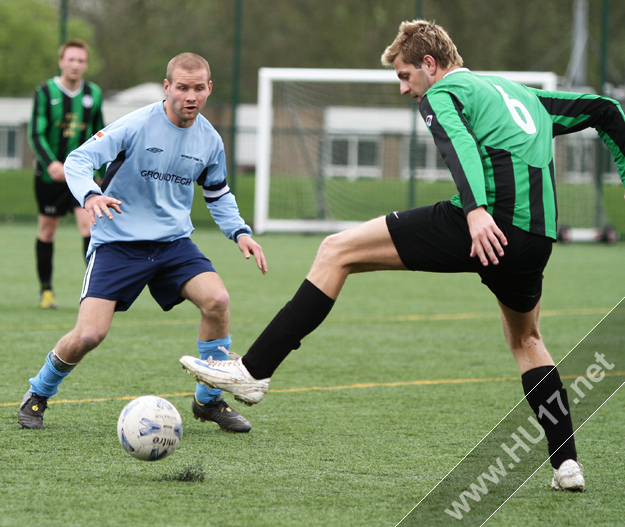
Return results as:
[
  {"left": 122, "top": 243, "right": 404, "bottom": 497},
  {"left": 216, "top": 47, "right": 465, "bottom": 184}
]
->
[
  {"left": 195, "top": 336, "right": 231, "bottom": 404},
  {"left": 28, "top": 351, "right": 74, "bottom": 399}
]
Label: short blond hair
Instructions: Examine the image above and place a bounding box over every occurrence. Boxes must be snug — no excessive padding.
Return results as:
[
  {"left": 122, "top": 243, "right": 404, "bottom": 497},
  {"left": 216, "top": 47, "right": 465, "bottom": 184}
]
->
[
  {"left": 59, "top": 39, "right": 89, "bottom": 60},
  {"left": 166, "top": 52, "right": 211, "bottom": 83},
  {"left": 381, "top": 20, "right": 463, "bottom": 69}
]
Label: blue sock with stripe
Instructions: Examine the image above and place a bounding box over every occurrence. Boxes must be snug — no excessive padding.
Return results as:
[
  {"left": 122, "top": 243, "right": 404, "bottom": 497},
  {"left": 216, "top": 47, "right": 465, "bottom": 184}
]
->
[
  {"left": 195, "top": 336, "right": 231, "bottom": 404},
  {"left": 29, "top": 350, "right": 75, "bottom": 399}
]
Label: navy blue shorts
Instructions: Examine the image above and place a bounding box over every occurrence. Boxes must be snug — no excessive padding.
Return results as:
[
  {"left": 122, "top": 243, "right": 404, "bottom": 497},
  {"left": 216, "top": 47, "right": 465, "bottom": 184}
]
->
[
  {"left": 81, "top": 238, "right": 216, "bottom": 312},
  {"left": 386, "top": 201, "right": 553, "bottom": 313}
]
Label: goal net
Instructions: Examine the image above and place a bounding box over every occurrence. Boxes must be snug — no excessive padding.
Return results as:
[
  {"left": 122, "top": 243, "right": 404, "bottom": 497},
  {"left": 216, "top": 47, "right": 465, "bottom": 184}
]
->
[{"left": 253, "top": 67, "right": 618, "bottom": 240}]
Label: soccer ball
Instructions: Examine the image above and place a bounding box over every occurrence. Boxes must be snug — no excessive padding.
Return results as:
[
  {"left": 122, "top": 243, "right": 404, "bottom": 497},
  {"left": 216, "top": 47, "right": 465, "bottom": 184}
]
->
[{"left": 117, "top": 396, "right": 183, "bottom": 461}]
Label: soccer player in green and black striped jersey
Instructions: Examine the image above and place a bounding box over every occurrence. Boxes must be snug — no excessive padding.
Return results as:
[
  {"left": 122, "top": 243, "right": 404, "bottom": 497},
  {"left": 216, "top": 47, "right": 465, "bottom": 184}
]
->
[
  {"left": 28, "top": 39, "right": 104, "bottom": 309},
  {"left": 180, "top": 19, "right": 625, "bottom": 492}
]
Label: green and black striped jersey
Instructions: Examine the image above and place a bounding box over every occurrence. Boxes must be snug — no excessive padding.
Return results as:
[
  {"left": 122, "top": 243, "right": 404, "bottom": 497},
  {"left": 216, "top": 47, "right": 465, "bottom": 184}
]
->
[
  {"left": 28, "top": 77, "right": 104, "bottom": 183},
  {"left": 420, "top": 69, "right": 625, "bottom": 240}
]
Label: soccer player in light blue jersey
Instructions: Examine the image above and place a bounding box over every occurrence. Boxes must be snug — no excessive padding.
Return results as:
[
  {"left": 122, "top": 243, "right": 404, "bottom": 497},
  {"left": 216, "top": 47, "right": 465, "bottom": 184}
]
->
[{"left": 19, "top": 53, "right": 267, "bottom": 433}]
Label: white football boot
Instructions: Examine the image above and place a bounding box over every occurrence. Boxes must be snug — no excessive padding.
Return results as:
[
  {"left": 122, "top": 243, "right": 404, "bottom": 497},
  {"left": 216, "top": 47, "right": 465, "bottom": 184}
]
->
[
  {"left": 180, "top": 348, "right": 270, "bottom": 406},
  {"left": 551, "top": 459, "right": 585, "bottom": 491}
]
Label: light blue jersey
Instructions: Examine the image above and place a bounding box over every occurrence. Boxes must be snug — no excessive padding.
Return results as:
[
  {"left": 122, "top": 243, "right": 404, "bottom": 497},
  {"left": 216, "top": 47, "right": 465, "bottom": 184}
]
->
[{"left": 64, "top": 101, "right": 251, "bottom": 257}]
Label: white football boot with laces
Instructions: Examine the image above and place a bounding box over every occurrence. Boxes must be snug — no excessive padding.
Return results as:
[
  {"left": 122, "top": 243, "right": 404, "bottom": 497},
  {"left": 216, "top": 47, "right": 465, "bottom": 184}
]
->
[
  {"left": 551, "top": 459, "right": 585, "bottom": 491},
  {"left": 180, "top": 348, "right": 270, "bottom": 406}
]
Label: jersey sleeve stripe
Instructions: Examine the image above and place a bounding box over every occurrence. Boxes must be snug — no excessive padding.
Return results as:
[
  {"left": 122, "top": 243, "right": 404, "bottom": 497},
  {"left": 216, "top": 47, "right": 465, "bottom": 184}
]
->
[
  {"left": 203, "top": 179, "right": 230, "bottom": 203},
  {"left": 420, "top": 94, "right": 480, "bottom": 214},
  {"left": 537, "top": 93, "right": 625, "bottom": 181}
]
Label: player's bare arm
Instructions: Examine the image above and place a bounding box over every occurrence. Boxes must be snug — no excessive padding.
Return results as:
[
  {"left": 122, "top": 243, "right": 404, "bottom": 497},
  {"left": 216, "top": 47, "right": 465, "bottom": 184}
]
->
[
  {"left": 237, "top": 235, "right": 267, "bottom": 274},
  {"left": 47, "top": 161, "right": 65, "bottom": 182},
  {"left": 84, "top": 194, "right": 122, "bottom": 225},
  {"left": 466, "top": 206, "right": 507, "bottom": 266}
]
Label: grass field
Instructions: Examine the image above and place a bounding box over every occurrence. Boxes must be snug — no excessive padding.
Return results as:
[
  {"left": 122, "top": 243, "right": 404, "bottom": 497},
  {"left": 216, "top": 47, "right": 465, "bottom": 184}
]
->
[{"left": 1, "top": 222, "right": 624, "bottom": 526}]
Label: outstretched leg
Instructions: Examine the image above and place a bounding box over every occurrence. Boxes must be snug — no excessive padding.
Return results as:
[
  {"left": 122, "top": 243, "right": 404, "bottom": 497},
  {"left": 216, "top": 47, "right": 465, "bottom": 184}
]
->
[
  {"left": 243, "top": 216, "right": 406, "bottom": 378},
  {"left": 180, "top": 216, "right": 406, "bottom": 403}
]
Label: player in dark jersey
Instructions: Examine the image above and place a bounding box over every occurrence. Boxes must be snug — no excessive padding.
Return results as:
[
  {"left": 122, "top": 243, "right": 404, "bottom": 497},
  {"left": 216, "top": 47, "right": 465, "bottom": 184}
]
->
[
  {"left": 28, "top": 39, "right": 104, "bottom": 309},
  {"left": 181, "top": 20, "right": 625, "bottom": 491}
]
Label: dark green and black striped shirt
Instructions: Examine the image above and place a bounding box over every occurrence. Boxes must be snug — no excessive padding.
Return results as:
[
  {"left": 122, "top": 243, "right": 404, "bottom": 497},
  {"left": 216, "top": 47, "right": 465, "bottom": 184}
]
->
[
  {"left": 420, "top": 69, "right": 625, "bottom": 240},
  {"left": 28, "top": 77, "right": 104, "bottom": 183}
]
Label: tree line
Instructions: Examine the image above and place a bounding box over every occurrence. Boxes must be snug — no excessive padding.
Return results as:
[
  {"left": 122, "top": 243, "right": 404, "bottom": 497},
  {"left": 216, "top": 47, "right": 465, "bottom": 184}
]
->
[{"left": 2, "top": 0, "right": 624, "bottom": 102}]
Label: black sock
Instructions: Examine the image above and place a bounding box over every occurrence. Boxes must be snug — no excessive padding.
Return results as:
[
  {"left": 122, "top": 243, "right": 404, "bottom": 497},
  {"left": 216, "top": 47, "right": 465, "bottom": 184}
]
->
[
  {"left": 36, "top": 239, "right": 53, "bottom": 292},
  {"left": 522, "top": 365, "right": 577, "bottom": 469},
  {"left": 243, "top": 279, "right": 335, "bottom": 379},
  {"left": 83, "top": 236, "right": 91, "bottom": 261}
]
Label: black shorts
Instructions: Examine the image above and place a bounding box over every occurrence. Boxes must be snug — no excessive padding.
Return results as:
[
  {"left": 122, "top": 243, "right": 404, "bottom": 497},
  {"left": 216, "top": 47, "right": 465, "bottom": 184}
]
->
[
  {"left": 35, "top": 177, "right": 80, "bottom": 217},
  {"left": 386, "top": 201, "right": 553, "bottom": 313}
]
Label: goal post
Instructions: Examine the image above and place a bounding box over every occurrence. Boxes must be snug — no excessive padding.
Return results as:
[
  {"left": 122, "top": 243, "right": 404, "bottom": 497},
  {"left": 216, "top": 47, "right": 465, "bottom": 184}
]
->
[
  {"left": 254, "top": 68, "right": 402, "bottom": 234},
  {"left": 253, "top": 67, "right": 616, "bottom": 239}
]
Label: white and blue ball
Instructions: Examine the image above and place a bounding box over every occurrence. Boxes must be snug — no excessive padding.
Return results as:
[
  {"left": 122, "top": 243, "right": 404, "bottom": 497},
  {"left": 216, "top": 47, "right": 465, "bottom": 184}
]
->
[{"left": 117, "top": 396, "right": 182, "bottom": 461}]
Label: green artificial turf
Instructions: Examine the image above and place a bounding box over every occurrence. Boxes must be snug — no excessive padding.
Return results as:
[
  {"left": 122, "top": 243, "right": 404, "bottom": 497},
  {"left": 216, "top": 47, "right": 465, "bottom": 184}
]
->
[{"left": 1, "top": 223, "right": 624, "bottom": 526}]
